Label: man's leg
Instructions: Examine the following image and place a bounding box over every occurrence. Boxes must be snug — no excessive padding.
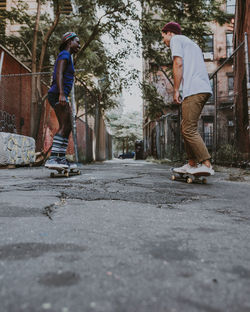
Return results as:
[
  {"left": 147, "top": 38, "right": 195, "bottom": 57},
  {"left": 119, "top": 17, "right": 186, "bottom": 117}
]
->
[
  {"left": 181, "top": 93, "right": 211, "bottom": 163},
  {"left": 182, "top": 122, "right": 197, "bottom": 167},
  {"left": 54, "top": 102, "right": 72, "bottom": 139},
  {"left": 54, "top": 103, "right": 72, "bottom": 163},
  {"left": 181, "top": 93, "right": 214, "bottom": 174},
  {"left": 172, "top": 119, "right": 198, "bottom": 174},
  {"left": 45, "top": 102, "right": 72, "bottom": 168}
]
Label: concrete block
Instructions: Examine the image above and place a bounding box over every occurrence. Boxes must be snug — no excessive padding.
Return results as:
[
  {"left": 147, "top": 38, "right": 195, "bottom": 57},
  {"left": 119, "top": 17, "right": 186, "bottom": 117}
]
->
[{"left": 0, "top": 132, "right": 35, "bottom": 166}]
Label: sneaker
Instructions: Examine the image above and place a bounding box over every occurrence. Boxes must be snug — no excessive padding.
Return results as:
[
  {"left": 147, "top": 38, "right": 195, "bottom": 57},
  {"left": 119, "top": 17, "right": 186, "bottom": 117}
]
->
[
  {"left": 58, "top": 158, "right": 78, "bottom": 169},
  {"left": 187, "top": 164, "right": 215, "bottom": 176},
  {"left": 45, "top": 157, "right": 68, "bottom": 169},
  {"left": 173, "top": 163, "right": 195, "bottom": 174},
  {"left": 57, "top": 157, "right": 70, "bottom": 168}
]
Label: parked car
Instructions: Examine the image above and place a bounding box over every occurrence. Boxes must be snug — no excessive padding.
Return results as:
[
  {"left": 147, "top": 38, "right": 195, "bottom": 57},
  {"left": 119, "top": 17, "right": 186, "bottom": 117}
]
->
[{"left": 118, "top": 152, "right": 135, "bottom": 159}]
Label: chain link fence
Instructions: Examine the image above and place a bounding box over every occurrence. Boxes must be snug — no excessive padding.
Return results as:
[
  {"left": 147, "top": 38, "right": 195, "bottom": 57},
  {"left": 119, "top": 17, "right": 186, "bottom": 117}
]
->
[{"left": 0, "top": 70, "right": 112, "bottom": 163}]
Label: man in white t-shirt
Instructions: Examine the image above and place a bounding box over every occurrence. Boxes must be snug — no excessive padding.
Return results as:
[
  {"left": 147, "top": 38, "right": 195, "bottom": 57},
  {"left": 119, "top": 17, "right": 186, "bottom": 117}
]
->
[{"left": 161, "top": 22, "right": 214, "bottom": 176}]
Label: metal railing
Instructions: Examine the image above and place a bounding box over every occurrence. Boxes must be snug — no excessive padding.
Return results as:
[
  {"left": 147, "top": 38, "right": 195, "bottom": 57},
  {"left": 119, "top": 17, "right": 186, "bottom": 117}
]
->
[{"left": 209, "top": 33, "right": 249, "bottom": 158}]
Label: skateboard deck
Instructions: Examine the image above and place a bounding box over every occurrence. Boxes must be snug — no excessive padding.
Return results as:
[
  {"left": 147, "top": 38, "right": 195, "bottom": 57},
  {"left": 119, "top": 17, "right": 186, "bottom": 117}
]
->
[
  {"left": 49, "top": 167, "right": 81, "bottom": 178},
  {"left": 171, "top": 169, "right": 210, "bottom": 184}
]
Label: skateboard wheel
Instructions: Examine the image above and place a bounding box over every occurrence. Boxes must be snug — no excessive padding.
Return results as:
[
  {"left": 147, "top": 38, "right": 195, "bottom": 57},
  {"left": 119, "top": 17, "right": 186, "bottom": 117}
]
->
[
  {"left": 65, "top": 171, "right": 69, "bottom": 177},
  {"left": 187, "top": 177, "right": 193, "bottom": 184},
  {"left": 171, "top": 175, "right": 176, "bottom": 181},
  {"left": 50, "top": 172, "right": 55, "bottom": 178},
  {"left": 202, "top": 178, "right": 207, "bottom": 184}
]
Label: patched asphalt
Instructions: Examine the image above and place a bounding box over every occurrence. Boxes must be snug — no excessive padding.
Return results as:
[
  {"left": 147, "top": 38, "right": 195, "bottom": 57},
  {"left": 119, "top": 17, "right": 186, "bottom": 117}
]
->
[{"left": 0, "top": 159, "right": 250, "bottom": 312}]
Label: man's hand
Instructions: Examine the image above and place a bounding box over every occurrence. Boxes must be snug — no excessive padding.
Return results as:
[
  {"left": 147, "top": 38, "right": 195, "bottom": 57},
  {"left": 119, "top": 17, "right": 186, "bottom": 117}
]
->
[
  {"left": 173, "top": 56, "right": 183, "bottom": 104},
  {"left": 173, "top": 90, "right": 182, "bottom": 104},
  {"left": 59, "top": 94, "right": 68, "bottom": 106}
]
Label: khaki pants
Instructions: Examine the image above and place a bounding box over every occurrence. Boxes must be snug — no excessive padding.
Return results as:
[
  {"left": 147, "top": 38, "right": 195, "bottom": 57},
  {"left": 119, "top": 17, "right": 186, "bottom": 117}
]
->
[{"left": 181, "top": 93, "right": 211, "bottom": 163}]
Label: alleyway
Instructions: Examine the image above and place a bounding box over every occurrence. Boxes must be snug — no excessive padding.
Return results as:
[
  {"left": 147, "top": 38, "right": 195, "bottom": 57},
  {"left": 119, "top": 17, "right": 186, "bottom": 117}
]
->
[{"left": 0, "top": 159, "right": 250, "bottom": 312}]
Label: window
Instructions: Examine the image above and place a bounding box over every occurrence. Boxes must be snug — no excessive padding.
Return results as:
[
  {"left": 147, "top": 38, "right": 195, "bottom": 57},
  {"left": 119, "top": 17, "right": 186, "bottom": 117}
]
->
[
  {"left": 226, "top": 33, "right": 233, "bottom": 58},
  {"left": 228, "top": 76, "right": 234, "bottom": 96},
  {"left": 207, "top": 77, "right": 214, "bottom": 103},
  {"left": 0, "top": 0, "right": 6, "bottom": 35},
  {"left": 226, "top": 0, "right": 235, "bottom": 14},
  {"left": 61, "top": 0, "right": 72, "bottom": 15},
  {"left": 203, "top": 35, "right": 214, "bottom": 60},
  {"left": 0, "top": 0, "right": 6, "bottom": 10},
  {"left": 203, "top": 117, "right": 214, "bottom": 148}
]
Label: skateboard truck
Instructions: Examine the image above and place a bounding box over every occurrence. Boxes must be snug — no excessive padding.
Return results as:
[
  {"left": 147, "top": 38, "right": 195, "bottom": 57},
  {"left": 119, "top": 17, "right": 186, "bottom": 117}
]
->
[
  {"left": 171, "top": 171, "right": 209, "bottom": 184},
  {"left": 49, "top": 167, "right": 81, "bottom": 178}
]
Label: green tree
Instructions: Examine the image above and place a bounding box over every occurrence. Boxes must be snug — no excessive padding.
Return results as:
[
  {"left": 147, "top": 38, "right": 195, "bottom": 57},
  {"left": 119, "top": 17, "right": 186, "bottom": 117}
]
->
[
  {"left": 0, "top": 0, "right": 140, "bottom": 138},
  {"left": 106, "top": 109, "right": 143, "bottom": 153}
]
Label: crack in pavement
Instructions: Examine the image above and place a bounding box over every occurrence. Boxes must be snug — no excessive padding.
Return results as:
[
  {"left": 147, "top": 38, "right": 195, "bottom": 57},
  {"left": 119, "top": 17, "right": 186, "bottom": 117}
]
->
[{"left": 42, "top": 193, "right": 67, "bottom": 220}]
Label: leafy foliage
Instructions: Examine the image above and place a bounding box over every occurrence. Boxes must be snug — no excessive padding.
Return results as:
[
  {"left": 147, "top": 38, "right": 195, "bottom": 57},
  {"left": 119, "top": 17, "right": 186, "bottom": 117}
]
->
[
  {"left": 141, "top": 0, "right": 230, "bottom": 62},
  {"left": 0, "top": 0, "right": 140, "bottom": 113},
  {"left": 106, "top": 109, "right": 143, "bottom": 152},
  {"left": 141, "top": 82, "right": 166, "bottom": 120}
]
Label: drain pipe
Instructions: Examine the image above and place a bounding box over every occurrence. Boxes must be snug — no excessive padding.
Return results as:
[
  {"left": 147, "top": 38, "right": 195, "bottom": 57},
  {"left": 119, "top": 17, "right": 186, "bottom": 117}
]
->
[{"left": 0, "top": 51, "right": 4, "bottom": 82}]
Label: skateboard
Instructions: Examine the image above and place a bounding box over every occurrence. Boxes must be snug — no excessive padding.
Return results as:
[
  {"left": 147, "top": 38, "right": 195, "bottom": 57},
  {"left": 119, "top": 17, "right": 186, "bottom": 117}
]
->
[
  {"left": 49, "top": 167, "right": 81, "bottom": 178},
  {"left": 171, "top": 170, "right": 210, "bottom": 184}
]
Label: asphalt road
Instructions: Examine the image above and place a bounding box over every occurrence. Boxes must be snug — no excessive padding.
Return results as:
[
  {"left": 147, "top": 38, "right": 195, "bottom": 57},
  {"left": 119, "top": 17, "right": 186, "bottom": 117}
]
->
[{"left": 0, "top": 159, "right": 250, "bottom": 312}]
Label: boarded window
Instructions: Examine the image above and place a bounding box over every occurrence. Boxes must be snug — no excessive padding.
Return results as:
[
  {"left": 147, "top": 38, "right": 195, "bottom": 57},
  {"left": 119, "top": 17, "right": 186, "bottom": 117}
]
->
[
  {"left": 226, "top": 33, "right": 233, "bottom": 58},
  {"left": 203, "top": 35, "right": 214, "bottom": 60}
]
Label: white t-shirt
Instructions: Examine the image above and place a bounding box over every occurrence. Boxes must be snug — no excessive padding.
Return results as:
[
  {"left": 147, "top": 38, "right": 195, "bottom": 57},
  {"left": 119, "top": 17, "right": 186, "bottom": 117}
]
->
[{"left": 170, "top": 35, "right": 212, "bottom": 99}]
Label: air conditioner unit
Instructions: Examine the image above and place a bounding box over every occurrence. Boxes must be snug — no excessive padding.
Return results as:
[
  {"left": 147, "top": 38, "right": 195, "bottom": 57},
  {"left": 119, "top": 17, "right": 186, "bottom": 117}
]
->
[{"left": 203, "top": 52, "right": 214, "bottom": 60}]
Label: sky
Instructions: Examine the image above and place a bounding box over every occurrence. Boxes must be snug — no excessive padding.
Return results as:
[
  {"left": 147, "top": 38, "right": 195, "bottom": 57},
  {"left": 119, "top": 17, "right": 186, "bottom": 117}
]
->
[
  {"left": 122, "top": 54, "right": 143, "bottom": 114},
  {"left": 100, "top": 1, "right": 143, "bottom": 114},
  {"left": 119, "top": 1, "right": 142, "bottom": 114}
]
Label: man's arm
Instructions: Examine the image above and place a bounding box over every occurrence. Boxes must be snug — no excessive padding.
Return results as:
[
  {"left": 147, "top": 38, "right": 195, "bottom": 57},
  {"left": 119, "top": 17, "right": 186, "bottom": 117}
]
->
[
  {"left": 56, "top": 59, "right": 68, "bottom": 106},
  {"left": 173, "top": 56, "right": 183, "bottom": 104}
]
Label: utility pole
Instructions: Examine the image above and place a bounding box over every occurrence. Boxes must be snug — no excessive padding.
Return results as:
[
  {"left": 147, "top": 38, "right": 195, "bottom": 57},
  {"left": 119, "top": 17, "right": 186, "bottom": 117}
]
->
[
  {"left": 245, "top": 33, "right": 250, "bottom": 143},
  {"left": 213, "top": 74, "right": 218, "bottom": 161},
  {"left": 71, "top": 59, "right": 79, "bottom": 163},
  {"left": 84, "top": 93, "right": 89, "bottom": 162}
]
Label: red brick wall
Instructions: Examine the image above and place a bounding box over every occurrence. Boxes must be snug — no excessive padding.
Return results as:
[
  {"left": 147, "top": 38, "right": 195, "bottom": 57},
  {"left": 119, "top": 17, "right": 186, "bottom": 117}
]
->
[
  {"left": 0, "top": 46, "right": 32, "bottom": 136},
  {"left": 0, "top": 45, "right": 102, "bottom": 162}
]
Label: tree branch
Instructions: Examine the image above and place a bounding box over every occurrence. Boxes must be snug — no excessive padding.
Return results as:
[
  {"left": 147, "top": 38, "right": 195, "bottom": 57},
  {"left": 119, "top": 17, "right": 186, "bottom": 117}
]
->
[
  {"left": 38, "top": 0, "right": 61, "bottom": 73},
  {"left": 19, "top": 37, "right": 32, "bottom": 57},
  {"left": 74, "top": 0, "right": 133, "bottom": 65}
]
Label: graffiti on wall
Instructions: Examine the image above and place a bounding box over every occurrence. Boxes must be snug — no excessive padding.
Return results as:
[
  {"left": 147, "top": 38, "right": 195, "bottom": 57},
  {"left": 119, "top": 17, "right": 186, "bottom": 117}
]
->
[{"left": 0, "top": 110, "right": 17, "bottom": 133}]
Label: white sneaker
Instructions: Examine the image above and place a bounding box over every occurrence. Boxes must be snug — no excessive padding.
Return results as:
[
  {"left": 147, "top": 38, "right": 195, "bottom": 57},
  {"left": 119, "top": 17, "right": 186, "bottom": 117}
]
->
[
  {"left": 173, "top": 163, "right": 195, "bottom": 174},
  {"left": 187, "top": 164, "right": 215, "bottom": 176}
]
